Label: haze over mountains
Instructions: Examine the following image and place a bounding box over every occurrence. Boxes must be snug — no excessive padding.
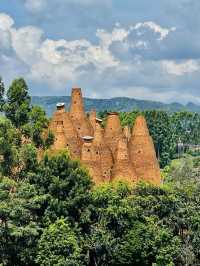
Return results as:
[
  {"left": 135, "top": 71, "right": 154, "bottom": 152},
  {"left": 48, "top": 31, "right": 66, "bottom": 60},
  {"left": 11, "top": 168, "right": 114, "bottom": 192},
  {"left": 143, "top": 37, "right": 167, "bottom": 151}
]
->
[{"left": 31, "top": 96, "right": 200, "bottom": 116}]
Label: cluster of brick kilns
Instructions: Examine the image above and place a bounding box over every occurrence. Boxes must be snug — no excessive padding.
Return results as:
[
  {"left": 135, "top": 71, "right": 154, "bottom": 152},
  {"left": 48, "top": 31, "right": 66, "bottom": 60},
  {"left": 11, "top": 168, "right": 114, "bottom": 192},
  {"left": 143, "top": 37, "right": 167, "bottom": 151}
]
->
[{"left": 49, "top": 88, "right": 161, "bottom": 185}]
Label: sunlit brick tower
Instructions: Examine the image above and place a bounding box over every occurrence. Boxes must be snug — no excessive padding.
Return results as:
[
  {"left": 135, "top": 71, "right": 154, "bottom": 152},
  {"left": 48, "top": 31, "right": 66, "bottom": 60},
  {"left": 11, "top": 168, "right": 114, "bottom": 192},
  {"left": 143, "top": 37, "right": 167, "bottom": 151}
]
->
[
  {"left": 81, "top": 136, "right": 103, "bottom": 185},
  {"left": 49, "top": 103, "right": 68, "bottom": 150},
  {"left": 112, "top": 137, "right": 137, "bottom": 183},
  {"left": 49, "top": 103, "right": 82, "bottom": 158},
  {"left": 93, "top": 119, "right": 113, "bottom": 182},
  {"left": 129, "top": 115, "right": 161, "bottom": 185},
  {"left": 104, "top": 112, "right": 124, "bottom": 155},
  {"left": 70, "top": 88, "right": 93, "bottom": 137},
  {"left": 62, "top": 112, "right": 82, "bottom": 159}
]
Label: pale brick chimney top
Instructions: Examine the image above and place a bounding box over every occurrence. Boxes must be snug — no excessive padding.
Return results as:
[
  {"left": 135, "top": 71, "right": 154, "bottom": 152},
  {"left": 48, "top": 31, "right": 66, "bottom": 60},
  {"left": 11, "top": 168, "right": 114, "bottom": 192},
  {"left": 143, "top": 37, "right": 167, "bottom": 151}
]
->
[
  {"left": 96, "top": 118, "right": 103, "bottom": 123},
  {"left": 56, "top": 102, "right": 65, "bottom": 111},
  {"left": 82, "top": 136, "right": 94, "bottom": 142}
]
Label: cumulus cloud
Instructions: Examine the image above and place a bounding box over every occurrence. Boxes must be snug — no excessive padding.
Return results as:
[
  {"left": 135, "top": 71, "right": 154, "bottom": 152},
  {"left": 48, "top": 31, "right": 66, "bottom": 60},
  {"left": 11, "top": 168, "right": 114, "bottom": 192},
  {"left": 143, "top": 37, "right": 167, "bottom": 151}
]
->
[
  {"left": 0, "top": 13, "right": 14, "bottom": 30},
  {"left": 12, "top": 26, "right": 43, "bottom": 64},
  {"left": 0, "top": 12, "right": 125, "bottom": 88},
  {"left": 0, "top": 11, "right": 200, "bottom": 103},
  {"left": 134, "top": 22, "right": 176, "bottom": 41},
  {"left": 163, "top": 60, "right": 199, "bottom": 76},
  {"left": 0, "top": 13, "right": 14, "bottom": 50}
]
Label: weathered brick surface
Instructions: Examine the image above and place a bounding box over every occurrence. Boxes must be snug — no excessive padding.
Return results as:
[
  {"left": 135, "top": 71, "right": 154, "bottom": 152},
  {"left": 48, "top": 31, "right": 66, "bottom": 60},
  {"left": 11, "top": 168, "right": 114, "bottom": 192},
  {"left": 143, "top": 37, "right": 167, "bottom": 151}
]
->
[
  {"left": 112, "top": 136, "right": 137, "bottom": 183},
  {"left": 70, "top": 88, "right": 93, "bottom": 137},
  {"left": 89, "top": 109, "right": 97, "bottom": 131},
  {"left": 129, "top": 116, "right": 161, "bottom": 185},
  {"left": 104, "top": 112, "right": 124, "bottom": 156},
  {"left": 49, "top": 89, "right": 161, "bottom": 185}
]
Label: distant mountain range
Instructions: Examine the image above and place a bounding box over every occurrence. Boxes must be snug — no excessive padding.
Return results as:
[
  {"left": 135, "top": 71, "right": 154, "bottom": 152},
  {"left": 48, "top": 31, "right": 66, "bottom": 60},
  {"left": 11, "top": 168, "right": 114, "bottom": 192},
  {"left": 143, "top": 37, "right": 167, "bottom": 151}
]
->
[{"left": 31, "top": 96, "right": 200, "bottom": 116}]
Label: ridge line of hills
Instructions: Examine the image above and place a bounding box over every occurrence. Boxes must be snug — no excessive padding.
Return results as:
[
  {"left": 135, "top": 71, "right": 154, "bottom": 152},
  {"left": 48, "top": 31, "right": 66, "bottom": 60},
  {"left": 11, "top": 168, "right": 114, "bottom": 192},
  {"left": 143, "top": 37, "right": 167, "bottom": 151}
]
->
[{"left": 31, "top": 96, "right": 200, "bottom": 116}]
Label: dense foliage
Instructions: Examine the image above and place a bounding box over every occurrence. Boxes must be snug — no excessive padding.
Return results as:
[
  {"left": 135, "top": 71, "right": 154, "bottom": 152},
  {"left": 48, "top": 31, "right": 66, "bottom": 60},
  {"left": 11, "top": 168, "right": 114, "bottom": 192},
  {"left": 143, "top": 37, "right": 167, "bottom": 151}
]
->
[
  {"left": 0, "top": 77, "right": 54, "bottom": 151},
  {"left": 2, "top": 153, "right": 200, "bottom": 265},
  {"left": 1, "top": 76, "right": 200, "bottom": 265}
]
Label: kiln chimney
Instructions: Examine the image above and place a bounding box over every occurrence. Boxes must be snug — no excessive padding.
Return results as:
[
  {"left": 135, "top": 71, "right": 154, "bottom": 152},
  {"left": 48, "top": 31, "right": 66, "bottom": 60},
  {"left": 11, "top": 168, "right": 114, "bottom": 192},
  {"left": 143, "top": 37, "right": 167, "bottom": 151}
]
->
[
  {"left": 81, "top": 136, "right": 103, "bottom": 185},
  {"left": 49, "top": 113, "right": 67, "bottom": 151},
  {"left": 93, "top": 119, "right": 104, "bottom": 144},
  {"left": 56, "top": 102, "right": 65, "bottom": 113},
  {"left": 112, "top": 137, "right": 137, "bottom": 183},
  {"left": 104, "top": 112, "right": 123, "bottom": 155},
  {"left": 129, "top": 115, "right": 161, "bottom": 185},
  {"left": 69, "top": 88, "right": 93, "bottom": 138},
  {"left": 92, "top": 119, "right": 113, "bottom": 182},
  {"left": 62, "top": 112, "right": 82, "bottom": 159},
  {"left": 70, "top": 88, "right": 85, "bottom": 119}
]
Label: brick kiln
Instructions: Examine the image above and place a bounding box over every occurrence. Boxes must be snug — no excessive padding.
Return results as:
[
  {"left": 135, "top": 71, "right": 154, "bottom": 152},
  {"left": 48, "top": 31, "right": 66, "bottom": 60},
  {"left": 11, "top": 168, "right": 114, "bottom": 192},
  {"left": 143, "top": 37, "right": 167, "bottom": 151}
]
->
[{"left": 49, "top": 88, "right": 161, "bottom": 185}]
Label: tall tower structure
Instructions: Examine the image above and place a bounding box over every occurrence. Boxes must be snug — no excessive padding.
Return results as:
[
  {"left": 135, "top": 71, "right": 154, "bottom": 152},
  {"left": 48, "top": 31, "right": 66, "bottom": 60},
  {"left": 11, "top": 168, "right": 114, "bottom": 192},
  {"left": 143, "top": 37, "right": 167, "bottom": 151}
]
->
[
  {"left": 129, "top": 115, "right": 161, "bottom": 185},
  {"left": 49, "top": 103, "right": 68, "bottom": 150},
  {"left": 70, "top": 88, "right": 93, "bottom": 138},
  {"left": 112, "top": 137, "right": 137, "bottom": 183},
  {"left": 70, "top": 88, "right": 85, "bottom": 119},
  {"left": 81, "top": 136, "right": 103, "bottom": 185},
  {"left": 62, "top": 112, "right": 82, "bottom": 159},
  {"left": 49, "top": 103, "right": 82, "bottom": 158},
  {"left": 104, "top": 112, "right": 124, "bottom": 155},
  {"left": 93, "top": 120, "right": 113, "bottom": 182}
]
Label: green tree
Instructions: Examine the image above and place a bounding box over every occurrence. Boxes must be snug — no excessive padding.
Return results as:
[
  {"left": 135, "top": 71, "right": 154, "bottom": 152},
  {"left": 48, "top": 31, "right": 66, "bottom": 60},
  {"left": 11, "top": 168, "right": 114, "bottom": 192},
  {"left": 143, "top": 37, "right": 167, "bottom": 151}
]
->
[
  {"left": 0, "top": 152, "right": 93, "bottom": 266},
  {"left": 0, "top": 117, "right": 21, "bottom": 176},
  {"left": 113, "top": 218, "right": 181, "bottom": 266},
  {"left": 87, "top": 183, "right": 133, "bottom": 266},
  {"left": 144, "top": 110, "right": 176, "bottom": 168},
  {"left": 4, "top": 78, "right": 31, "bottom": 128},
  {"left": 171, "top": 111, "right": 200, "bottom": 146},
  {"left": 0, "top": 177, "right": 41, "bottom": 266},
  {"left": 119, "top": 110, "right": 140, "bottom": 128},
  {"left": 87, "top": 182, "right": 183, "bottom": 266},
  {"left": 27, "top": 152, "right": 93, "bottom": 227},
  {"left": 0, "top": 116, "right": 40, "bottom": 178},
  {"left": 22, "top": 105, "right": 54, "bottom": 149},
  {"left": 0, "top": 77, "right": 5, "bottom": 112},
  {"left": 36, "top": 219, "right": 83, "bottom": 266}
]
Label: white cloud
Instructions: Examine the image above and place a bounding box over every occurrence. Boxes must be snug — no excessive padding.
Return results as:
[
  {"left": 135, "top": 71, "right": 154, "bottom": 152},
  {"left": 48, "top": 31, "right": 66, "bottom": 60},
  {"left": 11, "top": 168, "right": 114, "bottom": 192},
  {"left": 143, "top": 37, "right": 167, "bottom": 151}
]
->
[
  {"left": 11, "top": 26, "right": 43, "bottom": 64},
  {"left": 1, "top": 13, "right": 126, "bottom": 88},
  {"left": 134, "top": 21, "right": 176, "bottom": 40},
  {"left": 0, "top": 13, "right": 14, "bottom": 30},
  {"left": 163, "top": 60, "right": 199, "bottom": 76},
  {"left": 0, "top": 29, "right": 12, "bottom": 50},
  {"left": 96, "top": 28, "right": 130, "bottom": 48},
  {"left": 0, "top": 13, "right": 14, "bottom": 49},
  {"left": 2, "top": 12, "right": 193, "bottom": 101}
]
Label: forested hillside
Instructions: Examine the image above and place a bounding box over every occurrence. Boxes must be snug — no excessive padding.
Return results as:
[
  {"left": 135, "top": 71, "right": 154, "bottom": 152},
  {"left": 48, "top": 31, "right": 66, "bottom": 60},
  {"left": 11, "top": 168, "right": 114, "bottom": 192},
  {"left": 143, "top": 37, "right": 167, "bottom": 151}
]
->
[{"left": 31, "top": 96, "right": 200, "bottom": 116}]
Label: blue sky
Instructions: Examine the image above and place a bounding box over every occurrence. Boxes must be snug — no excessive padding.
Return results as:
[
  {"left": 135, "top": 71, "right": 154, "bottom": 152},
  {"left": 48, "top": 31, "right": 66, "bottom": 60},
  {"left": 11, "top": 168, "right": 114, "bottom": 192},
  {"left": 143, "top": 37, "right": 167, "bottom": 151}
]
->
[{"left": 0, "top": 0, "right": 199, "bottom": 103}]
